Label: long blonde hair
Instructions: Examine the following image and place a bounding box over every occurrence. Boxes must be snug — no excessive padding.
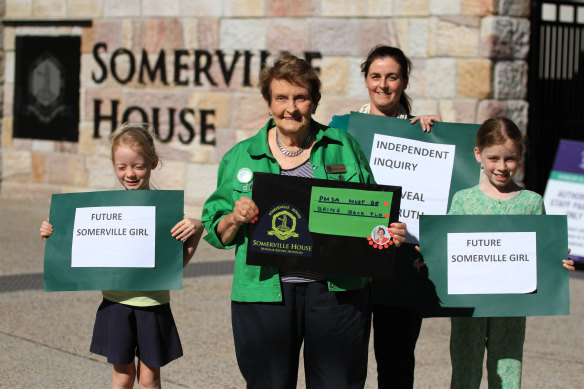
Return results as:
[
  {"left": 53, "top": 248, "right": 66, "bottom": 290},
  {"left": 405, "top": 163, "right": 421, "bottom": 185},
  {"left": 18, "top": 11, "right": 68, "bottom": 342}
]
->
[{"left": 110, "top": 122, "right": 159, "bottom": 169}]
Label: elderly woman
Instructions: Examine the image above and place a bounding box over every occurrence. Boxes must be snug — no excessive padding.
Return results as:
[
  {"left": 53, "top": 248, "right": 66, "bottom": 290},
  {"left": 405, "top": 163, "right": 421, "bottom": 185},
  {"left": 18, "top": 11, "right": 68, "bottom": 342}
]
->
[
  {"left": 202, "top": 53, "right": 406, "bottom": 388},
  {"left": 330, "top": 45, "right": 441, "bottom": 389}
]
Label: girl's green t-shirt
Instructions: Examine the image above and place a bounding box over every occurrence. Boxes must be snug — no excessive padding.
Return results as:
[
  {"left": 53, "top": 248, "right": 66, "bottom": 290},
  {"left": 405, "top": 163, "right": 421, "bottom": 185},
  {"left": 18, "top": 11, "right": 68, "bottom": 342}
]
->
[{"left": 448, "top": 185, "right": 544, "bottom": 216}]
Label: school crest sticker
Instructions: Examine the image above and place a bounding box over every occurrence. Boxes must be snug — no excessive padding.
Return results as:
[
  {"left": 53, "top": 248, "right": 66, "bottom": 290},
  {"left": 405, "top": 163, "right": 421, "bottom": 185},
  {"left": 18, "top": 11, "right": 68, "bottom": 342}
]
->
[
  {"left": 250, "top": 203, "right": 312, "bottom": 257},
  {"left": 268, "top": 209, "right": 299, "bottom": 240}
]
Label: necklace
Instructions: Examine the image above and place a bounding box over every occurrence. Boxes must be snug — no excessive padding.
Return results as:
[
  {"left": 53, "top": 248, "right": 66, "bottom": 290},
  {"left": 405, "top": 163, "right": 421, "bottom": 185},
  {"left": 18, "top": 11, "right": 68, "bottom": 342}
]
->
[{"left": 276, "top": 129, "right": 311, "bottom": 157}]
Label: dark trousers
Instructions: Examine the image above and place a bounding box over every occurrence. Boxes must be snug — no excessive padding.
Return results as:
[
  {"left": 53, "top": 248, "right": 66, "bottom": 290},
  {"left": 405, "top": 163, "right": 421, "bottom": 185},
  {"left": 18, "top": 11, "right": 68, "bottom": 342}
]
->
[
  {"left": 231, "top": 281, "right": 371, "bottom": 389},
  {"left": 373, "top": 304, "right": 423, "bottom": 389}
]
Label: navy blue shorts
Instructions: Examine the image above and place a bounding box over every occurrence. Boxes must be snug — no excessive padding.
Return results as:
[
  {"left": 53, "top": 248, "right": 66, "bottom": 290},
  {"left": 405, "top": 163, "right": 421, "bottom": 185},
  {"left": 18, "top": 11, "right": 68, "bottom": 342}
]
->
[{"left": 89, "top": 298, "right": 183, "bottom": 367}]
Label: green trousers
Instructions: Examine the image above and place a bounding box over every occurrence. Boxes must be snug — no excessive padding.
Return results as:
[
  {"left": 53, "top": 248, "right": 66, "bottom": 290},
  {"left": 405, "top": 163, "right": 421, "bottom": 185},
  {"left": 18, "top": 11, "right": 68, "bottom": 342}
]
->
[{"left": 450, "top": 317, "right": 526, "bottom": 389}]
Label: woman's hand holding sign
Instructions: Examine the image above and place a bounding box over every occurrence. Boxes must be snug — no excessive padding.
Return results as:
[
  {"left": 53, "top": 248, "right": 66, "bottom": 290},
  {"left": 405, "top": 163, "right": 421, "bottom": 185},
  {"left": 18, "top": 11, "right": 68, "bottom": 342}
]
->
[
  {"left": 410, "top": 115, "right": 441, "bottom": 133},
  {"left": 232, "top": 196, "right": 259, "bottom": 226},
  {"left": 217, "top": 196, "right": 259, "bottom": 246},
  {"left": 388, "top": 222, "right": 406, "bottom": 247}
]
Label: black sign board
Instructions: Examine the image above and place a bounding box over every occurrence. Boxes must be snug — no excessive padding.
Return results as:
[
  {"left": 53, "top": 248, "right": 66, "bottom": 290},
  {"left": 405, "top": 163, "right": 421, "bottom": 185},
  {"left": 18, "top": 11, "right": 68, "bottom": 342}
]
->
[
  {"left": 246, "top": 173, "right": 401, "bottom": 279},
  {"left": 13, "top": 36, "right": 80, "bottom": 141}
]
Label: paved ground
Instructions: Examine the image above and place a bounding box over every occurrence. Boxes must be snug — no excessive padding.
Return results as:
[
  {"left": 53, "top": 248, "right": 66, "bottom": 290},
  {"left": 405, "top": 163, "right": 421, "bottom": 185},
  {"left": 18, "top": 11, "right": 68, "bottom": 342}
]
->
[{"left": 0, "top": 197, "right": 582, "bottom": 388}]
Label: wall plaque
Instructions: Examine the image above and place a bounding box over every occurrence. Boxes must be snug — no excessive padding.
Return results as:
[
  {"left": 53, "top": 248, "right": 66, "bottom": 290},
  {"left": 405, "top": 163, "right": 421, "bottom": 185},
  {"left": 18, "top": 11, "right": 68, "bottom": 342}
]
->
[{"left": 13, "top": 36, "right": 80, "bottom": 141}]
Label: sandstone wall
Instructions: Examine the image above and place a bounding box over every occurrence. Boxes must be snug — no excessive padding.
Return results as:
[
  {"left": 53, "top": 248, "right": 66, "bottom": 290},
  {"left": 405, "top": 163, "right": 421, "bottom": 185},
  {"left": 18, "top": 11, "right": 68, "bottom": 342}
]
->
[{"left": 1, "top": 0, "right": 531, "bottom": 215}]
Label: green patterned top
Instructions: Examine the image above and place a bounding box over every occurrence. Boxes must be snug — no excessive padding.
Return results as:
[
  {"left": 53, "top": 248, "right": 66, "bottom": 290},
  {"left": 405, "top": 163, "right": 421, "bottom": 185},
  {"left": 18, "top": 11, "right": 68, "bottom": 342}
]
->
[{"left": 448, "top": 185, "right": 545, "bottom": 216}]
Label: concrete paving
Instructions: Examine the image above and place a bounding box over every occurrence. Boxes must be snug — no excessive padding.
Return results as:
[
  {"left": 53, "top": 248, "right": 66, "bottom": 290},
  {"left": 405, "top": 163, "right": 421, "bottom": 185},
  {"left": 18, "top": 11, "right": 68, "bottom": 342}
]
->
[{"left": 0, "top": 197, "right": 582, "bottom": 388}]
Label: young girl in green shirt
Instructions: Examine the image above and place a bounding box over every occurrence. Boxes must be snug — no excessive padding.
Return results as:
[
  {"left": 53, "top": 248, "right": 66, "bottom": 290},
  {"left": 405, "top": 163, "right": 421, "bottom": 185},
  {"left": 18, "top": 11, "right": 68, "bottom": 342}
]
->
[{"left": 448, "top": 117, "right": 575, "bottom": 388}]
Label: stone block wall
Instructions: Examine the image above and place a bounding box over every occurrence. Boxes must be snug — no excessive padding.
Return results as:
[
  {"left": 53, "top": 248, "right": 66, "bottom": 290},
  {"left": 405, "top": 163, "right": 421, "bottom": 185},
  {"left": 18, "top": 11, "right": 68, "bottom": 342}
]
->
[
  {"left": 0, "top": 0, "right": 5, "bottom": 194},
  {"left": 1, "top": 0, "right": 532, "bottom": 215}
]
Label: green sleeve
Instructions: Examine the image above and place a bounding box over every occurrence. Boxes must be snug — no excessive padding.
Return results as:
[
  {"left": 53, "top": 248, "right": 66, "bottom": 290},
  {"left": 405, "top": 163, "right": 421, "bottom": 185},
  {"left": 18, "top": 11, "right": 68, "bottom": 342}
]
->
[
  {"left": 201, "top": 151, "right": 242, "bottom": 250},
  {"left": 342, "top": 128, "right": 376, "bottom": 185},
  {"left": 354, "top": 137, "right": 376, "bottom": 185}
]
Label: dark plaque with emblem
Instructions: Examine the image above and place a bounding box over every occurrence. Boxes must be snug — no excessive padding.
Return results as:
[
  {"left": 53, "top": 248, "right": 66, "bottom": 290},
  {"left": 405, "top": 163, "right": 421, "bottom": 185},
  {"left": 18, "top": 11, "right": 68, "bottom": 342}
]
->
[
  {"left": 13, "top": 36, "right": 80, "bottom": 141},
  {"left": 246, "top": 172, "right": 401, "bottom": 278}
]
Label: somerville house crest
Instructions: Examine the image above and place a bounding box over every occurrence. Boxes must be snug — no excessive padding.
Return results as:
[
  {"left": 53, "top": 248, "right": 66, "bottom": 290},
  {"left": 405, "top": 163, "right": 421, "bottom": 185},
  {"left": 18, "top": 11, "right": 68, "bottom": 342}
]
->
[{"left": 268, "top": 209, "right": 300, "bottom": 240}]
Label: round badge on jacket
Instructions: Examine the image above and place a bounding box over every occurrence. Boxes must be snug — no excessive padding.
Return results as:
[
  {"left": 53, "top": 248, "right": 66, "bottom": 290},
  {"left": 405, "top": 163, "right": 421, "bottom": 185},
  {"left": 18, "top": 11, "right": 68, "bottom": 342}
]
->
[{"left": 237, "top": 168, "right": 253, "bottom": 184}]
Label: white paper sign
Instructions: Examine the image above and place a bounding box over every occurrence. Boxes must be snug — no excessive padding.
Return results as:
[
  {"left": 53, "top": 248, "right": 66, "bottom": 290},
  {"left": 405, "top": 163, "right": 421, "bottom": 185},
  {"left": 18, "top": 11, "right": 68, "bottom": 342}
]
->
[
  {"left": 370, "top": 134, "right": 456, "bottom": 243},
  {"left": 71, "top": 206, "right": 156, "bottom": 268},
  {"left": 544, "top": 179, "right": 584, "bottom": 258},
  {"left": 447, "top": 232, "right": 537, "bottom": 295}
]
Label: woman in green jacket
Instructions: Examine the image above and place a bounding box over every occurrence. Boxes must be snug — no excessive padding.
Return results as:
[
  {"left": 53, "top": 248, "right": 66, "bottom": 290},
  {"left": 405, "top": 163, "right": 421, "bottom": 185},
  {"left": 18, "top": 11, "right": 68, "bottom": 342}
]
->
[{"left": 202, "top": 53, "right": 406, "bottom": 389}]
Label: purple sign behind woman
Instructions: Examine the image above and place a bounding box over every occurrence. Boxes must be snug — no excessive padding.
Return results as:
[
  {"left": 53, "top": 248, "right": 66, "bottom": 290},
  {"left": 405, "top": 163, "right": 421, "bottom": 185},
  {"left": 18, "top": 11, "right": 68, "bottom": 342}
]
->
[{"left": 543, "top": 139, "right": 584, "bottom": 263}]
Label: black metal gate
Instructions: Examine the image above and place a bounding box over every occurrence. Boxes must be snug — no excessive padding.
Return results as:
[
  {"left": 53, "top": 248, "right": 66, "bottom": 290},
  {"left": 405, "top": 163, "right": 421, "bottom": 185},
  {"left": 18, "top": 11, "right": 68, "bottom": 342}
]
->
[{"left": 526, "top": 0, "right": 584, "bottom": 194}]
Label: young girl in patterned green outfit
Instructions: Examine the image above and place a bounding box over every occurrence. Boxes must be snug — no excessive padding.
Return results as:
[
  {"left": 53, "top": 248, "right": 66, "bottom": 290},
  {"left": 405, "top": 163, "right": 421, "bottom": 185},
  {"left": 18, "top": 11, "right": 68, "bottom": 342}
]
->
[{"left": 447, "top": 117, "right": 575, "bottom": 388}]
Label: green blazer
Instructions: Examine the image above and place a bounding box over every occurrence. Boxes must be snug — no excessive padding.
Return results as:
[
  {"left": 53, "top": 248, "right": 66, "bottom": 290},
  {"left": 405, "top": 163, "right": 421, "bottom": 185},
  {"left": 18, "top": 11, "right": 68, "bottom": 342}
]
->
[{"left": 202, "top": 118, "right": 375, "bottom": 302}]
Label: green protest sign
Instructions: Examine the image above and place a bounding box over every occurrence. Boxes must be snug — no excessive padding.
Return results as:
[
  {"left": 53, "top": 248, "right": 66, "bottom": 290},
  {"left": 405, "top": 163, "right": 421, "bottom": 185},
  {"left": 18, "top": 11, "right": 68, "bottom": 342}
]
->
[
  {"left": 418, "top": 215, "right": 570, "bottom": 317},
  {"left": 347, "top": 112, "right": 479, "bottom": 244},
  {"left": 44, "top": 190, "right": 184, "bottom": 291},
  {"left": 309, "top": 186, "right": 393, "bottom": 237}
]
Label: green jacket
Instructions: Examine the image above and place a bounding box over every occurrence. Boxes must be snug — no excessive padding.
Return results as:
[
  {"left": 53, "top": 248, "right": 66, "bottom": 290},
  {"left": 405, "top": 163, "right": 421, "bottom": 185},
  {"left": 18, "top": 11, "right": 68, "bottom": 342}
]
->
[{"left": 202, "top": 119, "right": 375, "bottom": 302}]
